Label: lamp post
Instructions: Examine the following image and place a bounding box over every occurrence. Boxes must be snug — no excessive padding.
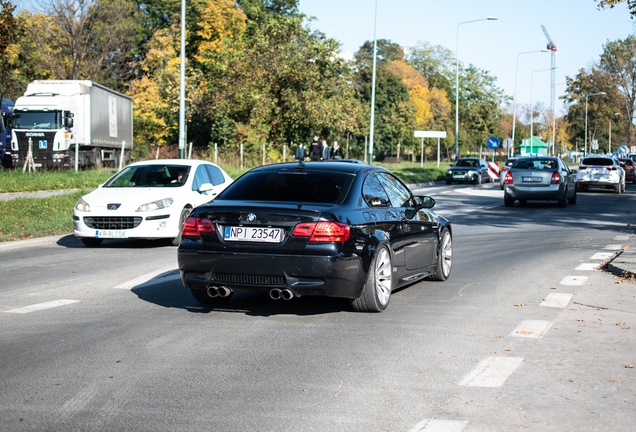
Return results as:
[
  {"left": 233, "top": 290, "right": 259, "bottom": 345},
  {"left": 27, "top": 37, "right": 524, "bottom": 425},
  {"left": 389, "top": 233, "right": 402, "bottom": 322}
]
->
[
  {"left": 178, "top": 0, "right": 186, "bottom": 159},
  {"left": 368, "top": 0, "right": 379, "bottom": 164},
  {"left": 609, "top": 112, "right": 620, "bottom": 154},
  {"left": 584, "top": 92, "right": 606, "bottom": 156},
  {"left": 511, "top": 50, "right": 549, "bottom": 158},
  {"left": 455, "top": 16, "right": 498, "bottom": 161},
  {"left": 529, "top": 68, "right": 553, "bottom": 155}
]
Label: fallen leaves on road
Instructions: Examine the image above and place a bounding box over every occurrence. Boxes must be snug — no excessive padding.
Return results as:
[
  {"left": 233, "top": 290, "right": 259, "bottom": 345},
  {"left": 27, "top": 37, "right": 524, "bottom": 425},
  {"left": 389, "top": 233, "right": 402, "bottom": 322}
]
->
[
  {"left": 514, "top": 303, "right": 525, "bottom": 307},
  {"left": 626, "top": 365, "right": 634, "bottom": 369},
  {"left": 616, "top": 322, "right": 626, "bottom": 326},
  {"left": 577, "top": 319, "right": 585, "bottom": 322},
  {"left": 518, "top": 331, "right": 533, "bottom": 335}
]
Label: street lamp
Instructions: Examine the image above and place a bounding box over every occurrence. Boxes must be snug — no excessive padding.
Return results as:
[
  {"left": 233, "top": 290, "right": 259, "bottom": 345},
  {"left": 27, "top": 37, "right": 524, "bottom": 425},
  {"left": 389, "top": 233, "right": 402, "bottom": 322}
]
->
[
  {"left": 609, "top": 112, "right": 620, "bottom": 154},
  {"left": 584, "top": 92, "right": 606, "bottom": 156},
  {"left": 510, "top": 50, "right": 549, "bottom": 158},
  {"left": 530, "top": 67, "right": 553, "bottom": 155},
  {"left": 455, "top": 16, "right": 498, "bottom": 161},
  {"left": 178, "top": 0, "right": 186, "bottom": 159}
]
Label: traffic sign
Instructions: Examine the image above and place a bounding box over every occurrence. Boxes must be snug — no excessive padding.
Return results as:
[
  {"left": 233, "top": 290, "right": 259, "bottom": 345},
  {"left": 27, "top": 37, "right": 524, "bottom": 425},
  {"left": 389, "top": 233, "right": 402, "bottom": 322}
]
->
[
  {"left": 486, "top": 136, "right": 499, "bottom": 149},
  {"left": 502, "top": 138, "right": 513, "bottom": 150},
  {"left": 619, "top": 145, "right": 628, "bottom": 154},
  {"left": 414, "top": 131, "right": 447, "bottom": 138}
]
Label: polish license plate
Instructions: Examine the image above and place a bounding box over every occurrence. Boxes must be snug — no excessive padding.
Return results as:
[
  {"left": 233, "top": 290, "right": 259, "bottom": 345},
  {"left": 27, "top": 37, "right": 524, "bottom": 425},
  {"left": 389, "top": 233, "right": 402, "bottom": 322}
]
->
[
  {"left": 96, "top": 230, "right": 127, "bottom": 238},
  {"left": 453, "top": 173, "right": 465, "bottom": 178},
  {"left": 522, "top": 177, "right": 542, "bottom": 182},
  {"left": 224, "top": 226, "right": 284, "bottom": 243}
]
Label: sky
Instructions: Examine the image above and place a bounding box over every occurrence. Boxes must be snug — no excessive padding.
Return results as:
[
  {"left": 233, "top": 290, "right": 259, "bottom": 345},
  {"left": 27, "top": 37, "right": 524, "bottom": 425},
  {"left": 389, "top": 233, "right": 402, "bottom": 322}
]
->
[{"left": 298, "top": 0, "right": 635, "bottom": 117}]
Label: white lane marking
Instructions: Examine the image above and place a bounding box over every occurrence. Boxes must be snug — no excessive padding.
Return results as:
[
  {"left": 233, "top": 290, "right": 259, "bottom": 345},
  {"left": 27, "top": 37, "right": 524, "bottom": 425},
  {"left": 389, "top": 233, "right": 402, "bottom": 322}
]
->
[
  {"left": 591, "top": 252, "right": 614, "bottom": 260},
  {"left": 541, "top": 293, "right": 573, "bottom": 308},
  {"left": 509, "top": 320, "right": 553, "bottom": 338},
  {"left": 604, "top": 244, "right": 624, "bottom": 251},
  {"left": 456, "top": 189, "right": 503, "bottom": 198},
  {"left": 575, "top": 263, "right": 601, "bottom": 271},
  {"left": 114, "top": 266, "right": 180, "bottom": 290},
  {"left": 409, "top": 419, "right": 468, "bottom": 432},
  {"left": 559, "top": 276, "right": 588, "bottom": 286},
  {"left": 4, "top": 299, "right": 81, "bottom": 314},
  {"left": 614, "top": 235, "right": 630, "bottom": 241},
  {"left": 59, "top": 382, "right": 101, "bottom": 419},
  {"left": 459, "top": 357, "right": 523, "bottom": 387}
]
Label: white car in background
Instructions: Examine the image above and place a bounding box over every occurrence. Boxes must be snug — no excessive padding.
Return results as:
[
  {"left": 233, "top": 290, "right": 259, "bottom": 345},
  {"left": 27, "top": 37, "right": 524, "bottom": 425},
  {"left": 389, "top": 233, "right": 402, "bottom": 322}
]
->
[
  {"left": 576, "top": 155, "right": 625, "bottom": 193},
  {"left": 73, "top": 159, "right": 233, "bottom": 246}
]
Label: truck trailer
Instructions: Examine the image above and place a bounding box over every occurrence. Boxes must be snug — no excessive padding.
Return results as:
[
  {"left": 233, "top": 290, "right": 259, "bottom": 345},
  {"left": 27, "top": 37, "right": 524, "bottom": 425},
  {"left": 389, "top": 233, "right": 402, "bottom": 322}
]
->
[{"left": 11, "top": 80, "right": 133, "bottom": 169}]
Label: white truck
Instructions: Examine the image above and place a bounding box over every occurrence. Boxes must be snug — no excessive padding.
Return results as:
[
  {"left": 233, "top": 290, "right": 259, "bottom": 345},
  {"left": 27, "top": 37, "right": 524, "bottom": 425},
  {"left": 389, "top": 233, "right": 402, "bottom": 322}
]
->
[{"left": 11, "top": 80, "right": 133, "bottom": 169}]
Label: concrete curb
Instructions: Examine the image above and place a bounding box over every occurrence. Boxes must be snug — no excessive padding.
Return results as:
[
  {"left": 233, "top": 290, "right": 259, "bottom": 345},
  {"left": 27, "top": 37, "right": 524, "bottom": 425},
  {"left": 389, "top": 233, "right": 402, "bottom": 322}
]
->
[
  {"left": 0, "top": 234, "right": 73, "bottom": 251},
  {"left": 0, "top": 189, "right": 83, "bottom": 201},
  {"left": 606, "top": 249, "right": 636, "bottom": 279}
]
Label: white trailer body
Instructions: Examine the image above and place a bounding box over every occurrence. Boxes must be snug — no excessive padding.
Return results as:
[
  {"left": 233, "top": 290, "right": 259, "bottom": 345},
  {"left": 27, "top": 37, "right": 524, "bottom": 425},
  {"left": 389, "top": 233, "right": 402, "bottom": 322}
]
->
[{"left": 11, "top": 80, "right": 133, "bottom": 168}]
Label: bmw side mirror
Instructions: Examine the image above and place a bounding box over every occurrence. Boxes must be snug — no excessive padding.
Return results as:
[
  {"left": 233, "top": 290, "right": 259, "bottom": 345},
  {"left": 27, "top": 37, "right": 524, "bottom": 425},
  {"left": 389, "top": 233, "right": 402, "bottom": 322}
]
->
[{"left": 415, "top": 195, "right": 435, "bottom": 209}]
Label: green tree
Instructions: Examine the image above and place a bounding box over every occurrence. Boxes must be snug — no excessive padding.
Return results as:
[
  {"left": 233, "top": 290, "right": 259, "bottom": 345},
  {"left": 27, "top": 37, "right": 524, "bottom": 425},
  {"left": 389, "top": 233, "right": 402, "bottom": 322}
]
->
[
  {"left": 596, "top": 0, "right": 636, "bottom": 18},
  {"left": 0, "top": 0, "right": 17, "bottom": 102}
]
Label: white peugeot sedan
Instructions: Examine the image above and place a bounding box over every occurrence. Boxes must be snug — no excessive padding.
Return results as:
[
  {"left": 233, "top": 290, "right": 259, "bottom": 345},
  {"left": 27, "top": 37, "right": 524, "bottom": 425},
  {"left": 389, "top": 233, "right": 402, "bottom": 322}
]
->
[{"left": 73, "top": 159, "right": 233, "bottom": 246}]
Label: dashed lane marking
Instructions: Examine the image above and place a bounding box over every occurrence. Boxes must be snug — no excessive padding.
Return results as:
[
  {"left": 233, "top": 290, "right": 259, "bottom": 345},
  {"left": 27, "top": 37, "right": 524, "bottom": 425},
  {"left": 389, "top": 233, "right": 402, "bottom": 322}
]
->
[
  {"left": 459, "top": 356, "right": 524, "bottom": 387},
  {"left": 541, "top": 293, "right": 573, "bottom": 308},
  {"left": 614, "top": 235, "right": 630, "bottom": 241},
  {"left": 591, "top": 252, "right": 614, "bottom": 260},
  {"left": 408, "top": 419, "right": 468, "bottom": 432},
  {"left": 604, "top": 244, "right": 624, "bottom": 251},
  {"left": 4, "top": 299, "right": 81, "bottom": 314},
  {"left": 559, "top": 276, "right": 588, "bottom": 286},
  {"left": 509, "top": 320, "right": 554, "bottom": 338},
  {"left": 575, "top": 263, "right": 601, "bottom": 271},
  {"left": 114, "top": 266, "right": 180, "bottom": 290}
]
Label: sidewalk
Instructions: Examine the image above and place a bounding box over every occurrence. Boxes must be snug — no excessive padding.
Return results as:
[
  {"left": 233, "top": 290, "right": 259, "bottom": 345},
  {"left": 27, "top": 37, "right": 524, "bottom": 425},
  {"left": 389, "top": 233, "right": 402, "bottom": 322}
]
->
[{"left": 0, "top": 189, "right": 81, "bottom": 201}]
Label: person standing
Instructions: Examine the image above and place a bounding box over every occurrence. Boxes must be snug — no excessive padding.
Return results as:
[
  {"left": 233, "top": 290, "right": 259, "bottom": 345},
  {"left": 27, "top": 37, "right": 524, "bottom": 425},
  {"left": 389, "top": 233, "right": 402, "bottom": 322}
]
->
[
  {"left": 309, "top": 135, "right": 322, "bottom": 161},
  {"left": 331, "top": 141, "right": 343, "bottom": 159},
  {"left": 322, "top": 140, "right": 330, "bottom": 161},
  {"left": 295, "top": 142, "right": 307, "bottom": 161}
]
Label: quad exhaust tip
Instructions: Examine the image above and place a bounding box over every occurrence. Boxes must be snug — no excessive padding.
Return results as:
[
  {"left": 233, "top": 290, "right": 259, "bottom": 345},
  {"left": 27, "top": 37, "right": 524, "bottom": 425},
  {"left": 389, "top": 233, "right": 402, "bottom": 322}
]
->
[
  {"left": 269, "top": 288, "right": 294, "bottom": 300},
  {"left": 207, "top": 286, "right": 233, "bottom": 298}
]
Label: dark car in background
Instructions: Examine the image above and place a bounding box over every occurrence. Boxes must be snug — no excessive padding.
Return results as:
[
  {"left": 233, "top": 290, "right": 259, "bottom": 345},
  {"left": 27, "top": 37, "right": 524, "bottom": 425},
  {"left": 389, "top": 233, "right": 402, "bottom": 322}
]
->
[
  {"left": 177, "top": 161, "right": 452, "bottom": 312},
  {"left": 503, "top": 156, "right": 577, "bottom": 207},
  {"left": 619, "top": 158, "right": 635, "bottom": 184},
  {"left": 445, "top": 158, "right": 489, "bottom": 185}
]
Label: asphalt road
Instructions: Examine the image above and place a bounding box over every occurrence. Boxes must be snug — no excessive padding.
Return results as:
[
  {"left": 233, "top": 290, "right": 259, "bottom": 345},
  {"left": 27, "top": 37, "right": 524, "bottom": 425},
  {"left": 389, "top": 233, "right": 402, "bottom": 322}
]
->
[{"left": 1, "top": 182, "right": 635, "bottom": 432}]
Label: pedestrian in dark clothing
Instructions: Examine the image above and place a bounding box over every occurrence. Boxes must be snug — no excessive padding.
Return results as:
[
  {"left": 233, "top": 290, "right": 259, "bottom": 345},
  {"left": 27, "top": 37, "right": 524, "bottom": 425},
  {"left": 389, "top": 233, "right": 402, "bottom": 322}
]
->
[
  {"left": 331, "top": 141, "right": 343, "bottom": 159},
  {"left": 309, "top": 135, "right": 322, "bottom": 161},
  {"left": 322, "top": 140, "right": 330, "bottom": 161},
  {"left": 295, "top": 143, "right": 307, "bottom": 161}
]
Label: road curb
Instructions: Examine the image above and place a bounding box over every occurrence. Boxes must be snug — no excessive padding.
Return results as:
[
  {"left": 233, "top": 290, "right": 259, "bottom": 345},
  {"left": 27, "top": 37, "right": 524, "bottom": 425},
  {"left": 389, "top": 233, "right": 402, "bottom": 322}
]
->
[
  {"left": 0, "top": 234, "right": 72, "bottom": 251},
  {"left": 0, "top": 189, "right": 83, "bottom": 201}
]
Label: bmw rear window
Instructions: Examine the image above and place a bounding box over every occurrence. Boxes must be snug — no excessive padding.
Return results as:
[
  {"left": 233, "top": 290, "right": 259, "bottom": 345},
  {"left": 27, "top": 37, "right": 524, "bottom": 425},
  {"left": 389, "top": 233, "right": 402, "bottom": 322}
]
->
[
  {"left": 582, "top": 158, "right": 613, "bottom": 166},
  {"left": 217, "top": 171, "right": 354, "bottom": 203}
]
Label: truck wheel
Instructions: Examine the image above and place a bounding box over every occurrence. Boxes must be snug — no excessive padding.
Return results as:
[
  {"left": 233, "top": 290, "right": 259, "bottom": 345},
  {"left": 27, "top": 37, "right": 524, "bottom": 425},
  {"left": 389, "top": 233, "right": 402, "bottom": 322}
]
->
[{"left": 81, "top": 238, "right": 103, "bottom": 247}]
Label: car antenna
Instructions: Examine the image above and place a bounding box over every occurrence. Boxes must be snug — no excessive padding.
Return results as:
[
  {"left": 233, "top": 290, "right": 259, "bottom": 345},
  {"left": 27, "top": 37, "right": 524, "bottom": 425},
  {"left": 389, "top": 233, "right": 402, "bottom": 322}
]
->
[{"left": 295, "top": 160, "right": 306, "bottom": 170}]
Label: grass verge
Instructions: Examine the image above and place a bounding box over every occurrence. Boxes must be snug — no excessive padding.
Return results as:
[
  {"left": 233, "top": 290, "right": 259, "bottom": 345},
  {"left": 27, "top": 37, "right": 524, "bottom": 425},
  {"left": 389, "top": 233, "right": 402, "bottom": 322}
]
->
[
  {"left": 0, "top": 169, "right": 113, "bottom": 193},
  {"left": 0, "top": 191, "right": 85, "bottom": 242}
]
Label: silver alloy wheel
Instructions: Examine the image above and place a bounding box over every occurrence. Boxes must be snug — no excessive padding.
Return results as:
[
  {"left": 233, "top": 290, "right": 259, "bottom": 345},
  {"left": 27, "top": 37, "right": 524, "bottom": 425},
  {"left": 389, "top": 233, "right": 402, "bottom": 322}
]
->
[
  {"left": 440, "top": 231, "right": 452, "bottom": 278},
  {"left": 374, "top": 247, "right": 392, "bottom": 306}
]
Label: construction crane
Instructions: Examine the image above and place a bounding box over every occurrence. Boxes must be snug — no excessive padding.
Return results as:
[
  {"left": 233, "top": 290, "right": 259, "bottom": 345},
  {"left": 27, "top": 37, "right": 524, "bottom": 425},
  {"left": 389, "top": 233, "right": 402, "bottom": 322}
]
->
[{"left": 541, "top": 24, "right": 557, "bottom": 155}]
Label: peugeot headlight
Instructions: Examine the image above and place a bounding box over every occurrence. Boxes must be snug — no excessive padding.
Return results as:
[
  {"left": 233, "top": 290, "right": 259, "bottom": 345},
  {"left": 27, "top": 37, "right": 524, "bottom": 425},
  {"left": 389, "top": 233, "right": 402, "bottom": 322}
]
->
[
  {"left": 136, "top": 198, "right": 174, "bottom": 212},
  {"left": 75, "top": 197, "right": 90, "bottom": 212}
]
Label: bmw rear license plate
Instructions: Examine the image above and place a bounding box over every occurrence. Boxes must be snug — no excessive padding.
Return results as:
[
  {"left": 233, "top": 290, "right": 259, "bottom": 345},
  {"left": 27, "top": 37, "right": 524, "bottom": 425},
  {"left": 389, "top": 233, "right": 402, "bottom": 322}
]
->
[
  {"left": 224, "top": 226, "right": 283, "bottom": 243},
  {"left": 96, "top": 230, "right": 127, "bottom": 238},
  {"left": 522, "top": 177, "right": 542, "bottom": 182}
]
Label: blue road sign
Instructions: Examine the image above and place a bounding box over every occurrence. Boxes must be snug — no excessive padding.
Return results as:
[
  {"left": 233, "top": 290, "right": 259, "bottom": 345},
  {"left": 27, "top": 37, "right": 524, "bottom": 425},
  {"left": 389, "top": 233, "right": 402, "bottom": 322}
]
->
[
  {"left": 619, "top": 145, "right": 628, "bottom": 154},
  {"left": 39, "top": 140, "right": 47, "bottom": 149},
  {"left": 486, "top": 136, "right": 500, "bottom": 149}
]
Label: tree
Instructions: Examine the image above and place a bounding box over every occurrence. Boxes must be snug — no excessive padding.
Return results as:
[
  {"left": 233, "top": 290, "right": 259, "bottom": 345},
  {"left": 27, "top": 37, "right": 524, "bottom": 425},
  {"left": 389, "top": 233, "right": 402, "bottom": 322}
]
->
[
  {"left": 0, "top": 0, "right": 17, "bottom": 102},
  {"left": 596, "top": 0, "right": 636, "bottom": 18},
  {"left": 407, "top": 41, "right": 455, "bottom": 96},
  {"left": 354, "top": 38, "right": 403, "bottom": 69}
]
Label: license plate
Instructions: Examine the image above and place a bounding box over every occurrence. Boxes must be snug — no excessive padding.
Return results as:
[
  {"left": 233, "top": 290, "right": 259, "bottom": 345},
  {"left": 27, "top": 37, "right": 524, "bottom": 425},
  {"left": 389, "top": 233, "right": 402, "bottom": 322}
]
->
[
  {"left": 522, "top": 177, "right": 542, "bottom": 182},
  {"left": 96, "top": 230, "right": 127, "bottom": 238},
  {"left": 453, "top": 174, "right": 465, "bottom": 178},
  {"left": 224, "top": 226, "right": 284, "bottom": 243}
]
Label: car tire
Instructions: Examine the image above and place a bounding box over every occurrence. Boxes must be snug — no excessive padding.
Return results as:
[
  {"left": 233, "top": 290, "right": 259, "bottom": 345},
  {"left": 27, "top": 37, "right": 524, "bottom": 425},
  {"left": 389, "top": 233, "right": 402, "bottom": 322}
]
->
[
  {"left": 446, "top": 179, "right": 452, "bottom": 185},
  {"left": 558, "top": 190, "right": 568, "bottom": 207},
  {"left": 172, "top": 207, "right": 192, "bottom": 246},
  {"left": 351, "top": 245, "right": 392, "bottom": 312},
  {"left": 622, "top": 181, "right": 626, "bottom": 193},
  {"left": 426, "top": 229, "right": 452, "bottom": 281},
  {"left": 615, "top": 184, "right": 622, "bottom": 194},
  {"left": 504, "top": 193, "right": 514, "bottom": 207},
  {"left": 475, "top": 174, "right": 482, "bottom": 185},
  {"left": 568, "top": 187, "right": 577, "bottom": 204},
  {"left": 190, "top": 288, "right": 233, "bottom": 304},
  {"left": 81, "top": 238, "right": 103, "bottom": 247},
  {"left": 500, "top": 183, "right": 504, "bottom": 190}
]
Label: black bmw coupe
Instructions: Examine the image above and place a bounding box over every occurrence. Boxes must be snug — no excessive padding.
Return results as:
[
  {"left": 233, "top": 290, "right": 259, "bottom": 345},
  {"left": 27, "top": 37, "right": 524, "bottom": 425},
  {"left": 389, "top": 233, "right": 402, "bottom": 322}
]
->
[{"left": 177, "top": 161, "right": 452, "bottom": 312}]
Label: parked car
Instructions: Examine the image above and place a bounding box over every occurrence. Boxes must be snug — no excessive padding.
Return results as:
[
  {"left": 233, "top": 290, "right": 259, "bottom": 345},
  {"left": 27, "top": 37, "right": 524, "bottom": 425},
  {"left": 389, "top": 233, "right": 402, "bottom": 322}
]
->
[
  {"left": 74, "top": 159, "right": 233, "bottom": 246},
  {"left": 499, "top": 157, "right": 519, "bottom": 190},
  {"left": 576, "top": 155, "right": 625, "bottom": 193},
  {"left": 619, "top": 158, "right": 636, "bottom": 184},
  {"left": 503, "top": 156, "right": 577, "bottom": 207},
  {"left": 177, "top": 161, "right": 452, "bottom": 312},
  {"left": 445, "top": 158, "right": 489, "bottom": 185}
]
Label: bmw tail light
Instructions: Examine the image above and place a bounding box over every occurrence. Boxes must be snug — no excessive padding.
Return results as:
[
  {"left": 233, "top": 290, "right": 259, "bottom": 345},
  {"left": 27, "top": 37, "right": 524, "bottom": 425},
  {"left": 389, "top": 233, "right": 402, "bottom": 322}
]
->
[
  {"left": 182, "top": 216, "right": 214, "bottom": 237},
  {"left": 550, "top": 172, "right": 560, "bottom": 184},
  {"left": 504, "top": 171, "right": 513, "bottom": 184},
  {"left": 292, "top": 222, "right": 350, "bottom": 242}
]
